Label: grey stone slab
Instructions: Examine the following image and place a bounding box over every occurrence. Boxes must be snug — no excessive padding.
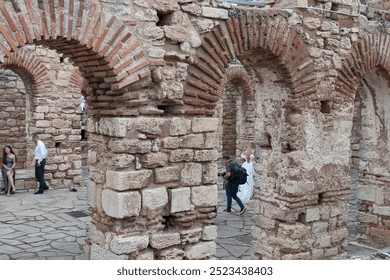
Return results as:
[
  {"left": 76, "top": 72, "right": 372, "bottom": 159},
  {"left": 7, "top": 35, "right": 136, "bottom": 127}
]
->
[
  {"left": 0, "top": 244, "right": 24, "bottom": 254},
  {"left": 0, "top": 228, "right": 15, "bottom": 236},
  {"left": 51, "top": 242, "right": 81, "bottom": 254},
  {"left": 23, "top": 237, "right": 45, "bottom": 243},
  {"left": 14, "top": 209, "right": 46, "bottom": 217},
  {"left": 12, "top": 224, "right": 40, "bottom": 234},
  {"left": 31, "top": 240, "right": 52, "bottom": 247},
  {"left": 10, "top": 252, "right": 37, "bottom": 259},
  {"left": 219, "top": 243, "right": 250, "bottom": 258},
  {"left": 3, "top": 232, "right": 27, "bottom": 239},
  {"left": 44, "top": 232, "right": 69, "bottom": 240}
]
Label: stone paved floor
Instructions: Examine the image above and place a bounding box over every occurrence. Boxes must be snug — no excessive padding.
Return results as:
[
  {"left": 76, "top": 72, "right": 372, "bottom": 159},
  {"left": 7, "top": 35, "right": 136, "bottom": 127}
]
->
[
  {"left": 0, "top": 187, "right": 387, "bottom": 260},
  {"left": 215, "top": 189, "right": 255, "bottom": 260},
  {"left": 0, "top": 188, "right": 89, "bottom": 260}
]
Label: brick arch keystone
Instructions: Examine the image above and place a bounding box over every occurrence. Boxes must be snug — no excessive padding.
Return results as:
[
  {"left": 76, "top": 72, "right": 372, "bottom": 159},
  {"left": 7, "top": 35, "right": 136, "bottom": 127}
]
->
[
  {"left": 183, "top": 10, "right": 315, "bottom": 115},
  {"left": 0, "top": 48, "right": 52, "bottom": 93},
  {"left": 0, "top": 0, "right": 150, "bottom": 106},
  {"left": 335, "top": 32, "right": 390, "bottom": 104}
]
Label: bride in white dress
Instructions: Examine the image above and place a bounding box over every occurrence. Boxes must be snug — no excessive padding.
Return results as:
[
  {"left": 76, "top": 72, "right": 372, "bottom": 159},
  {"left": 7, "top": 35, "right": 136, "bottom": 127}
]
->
[{"left": 237, "top": 145, "right": 255, "bottom": 203}]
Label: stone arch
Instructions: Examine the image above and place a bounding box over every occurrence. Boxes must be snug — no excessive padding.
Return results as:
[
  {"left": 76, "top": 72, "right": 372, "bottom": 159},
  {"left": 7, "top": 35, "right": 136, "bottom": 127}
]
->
[
  {"left": 335, "top": 32, "right": 390, "bottom": 103},
  {"left": 0, "top": 48, "right": 52, "bottom": 93},
  {"left": 0, "top": 0, "right": 150, "bottom": 114},
  {"left": 218, "top": 66, "right": 255, "bottom": 157},
  {"left": 183, "top": 10, "right": 315, "bottom": 115}
]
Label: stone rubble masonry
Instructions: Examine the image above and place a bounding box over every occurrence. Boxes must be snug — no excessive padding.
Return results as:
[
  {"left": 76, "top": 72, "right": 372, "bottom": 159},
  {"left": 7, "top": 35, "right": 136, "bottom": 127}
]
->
[{"left": 1, "top": 0, "right": 390, "bottom": 260}]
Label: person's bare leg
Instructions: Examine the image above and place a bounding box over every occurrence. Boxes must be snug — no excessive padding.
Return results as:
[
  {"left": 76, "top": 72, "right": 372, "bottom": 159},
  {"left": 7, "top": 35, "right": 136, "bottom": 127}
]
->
[{"left": 7, "top": 171, "right": 15, "bottom": 193}]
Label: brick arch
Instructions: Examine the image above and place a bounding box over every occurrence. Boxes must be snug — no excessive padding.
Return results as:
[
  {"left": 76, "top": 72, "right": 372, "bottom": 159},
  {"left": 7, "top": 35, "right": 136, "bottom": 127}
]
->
[
  {"left": 0, "top": 48, "right": 52, "bottom": 92},
  {"left": 0, "top": 0, "right": 149, "bottom": 113},
  {"left": 221, "top": 66, "right": 255, "bottom": 100},
  {"left": 184, "top": 10, "right": 315, "bottom": 115},
  {"left": 335, "top": 32, "right": 390, "bottom": 104}
]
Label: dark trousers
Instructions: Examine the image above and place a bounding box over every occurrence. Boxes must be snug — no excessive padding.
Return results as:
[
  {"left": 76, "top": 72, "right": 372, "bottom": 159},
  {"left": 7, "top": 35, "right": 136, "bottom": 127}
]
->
[
  {"left": 225, "top": 182, "right": 245, "bottom": 211},
  {"left": 35, "top": 159, "right": 48, "bottom": 191}
]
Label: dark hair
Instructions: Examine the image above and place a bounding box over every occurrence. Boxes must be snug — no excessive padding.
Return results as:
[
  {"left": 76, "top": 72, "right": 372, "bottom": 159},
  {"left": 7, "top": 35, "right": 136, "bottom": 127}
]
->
[
  {"left": 222, "top": 154, "right": 231, "bottom": 160},
  {"left": 32, "top": 134, "right": 39, "bottom": 139},
  {"left": 2, "top": 146, "right": 16, "bottom": 165}
]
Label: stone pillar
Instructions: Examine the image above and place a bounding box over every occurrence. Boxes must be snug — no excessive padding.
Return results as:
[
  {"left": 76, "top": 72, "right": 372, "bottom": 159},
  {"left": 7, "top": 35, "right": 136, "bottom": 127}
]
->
[
  {"left": 252, "top": 108, "right": 352, "bottom": 259},
  {"left": 86, "top": 116, "right": 219, "bottom": 260}
]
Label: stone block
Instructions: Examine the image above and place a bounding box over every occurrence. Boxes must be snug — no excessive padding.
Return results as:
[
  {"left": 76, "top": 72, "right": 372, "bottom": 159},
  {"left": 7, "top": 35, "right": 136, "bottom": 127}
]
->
[
  {"left": 373, "top": 205, "right": 390, "bottom": 216},
  {"left": 194, "top": 150, "right": 219, "bottom": 162},
  {"left": 306, "top": 208, "right": 320, "bottom": 222},
  {"left": 110, "top": 235, "right": 149, "bottom": 255},
  {"left": 170, "top": 149, "right": 193, "bottom": 162},
  {"left": 181, "top": 163, "right": 202, "bottom": 186},
  {"left": 317, "top": 235, "right": 331, "bottom": 248},
  {"left": 277, "top": 222, "right": 310, "bottom": 239},
  {"left": 170, "top": 188, "right": 191, "bottom": 213},
  {"left": 142, "top": 187, "right": 168, "bottom": 212},
  {"left": 180, "top": 228, "right": 202, "bottom": 244},
  {"left": 181, "top": 3, "right": 202, "bottom": 16},
  {"left": 201, "top": 7, "right": 228, "bottom": 19},
  {"left": 106, "top": 170, "right": 152, "bottom": 191},
  {"left": 87, "top": 181, "right": 97, "bottom": 208},
  {"left": 202, "top": 225, "right": 217, "bottom": 241},
  {"left": 98, "top": 118, "right": 129, "bottom": 137},
  {"left": 158, "top": 247, "right": 185, "bottom": 260},
  {"left": 357, "top": 186, "right": 376, "bottom": 202},
  {"left": 102, "top": 189, "right": 141, "bottom": 218},
  {"left": 185, "top": 241, "right": 216, "bottom": 259},
  {"left": 112, "top": 154, "right": 135, "bottom": 169},
  {"left": 132, "top": 118, "right": 166, "bottom": 135},
  {"left": 330, "top": 228, "right": 348, "bottom": 243},
  {"left": 86, "top": 223, "right": 104, "bottom": 244},
  {"left": 202, "top": 162, "right": 218, "bottom": 184},
  {"left": 109, "top": 139, "right": 151, "bottom": 154},
  {"left": 357, "top": 212, "right": 378, "bottom": 224},
  {"left": 312, "top": 221, "right": 328, "bottom": 234},
  {"left": 370, "top": 227, "right": 390, "bottom": 240},
  {"left": 192, "top": 118, "right": 218, "bottom": 133},
  {"left": 191, "top": 185, "right": 217, "bottom": 207},
  {"left": 141, "top": 152, "right": 168, "bottom": 168},
  {"left": 162, "top": 137, "right": 181, "bottom": 149},
  {"left": 163, "top": 26, "right": 187, "bottom": 43},
  {"left": 90, "top": 244, "right": 128, "bottom": 260},
  {"left": 170, "top": 117, "right": 191, "bottom": 136},
  {"left": 155, "top": 166, "right": 181, "bottom": 184},
  {"left": 204, "top": 133, "right": 219, "bottom": 149},
  {"left": 152, "top": 0, "right": 180, "bottom": 13},
  {"left": 150, "top": 232, "right": 181, "bottom": 249},
  {"left": 180, "top": 134, "right": 204, "bottom": 149},
  {"left": 136, "top": 249, "right": 155, "bottom": 260}
]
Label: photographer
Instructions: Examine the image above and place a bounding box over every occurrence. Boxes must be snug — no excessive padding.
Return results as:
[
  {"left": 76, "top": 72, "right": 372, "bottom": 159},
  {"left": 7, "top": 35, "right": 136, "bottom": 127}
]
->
[{"left": 220, "top": 154, "right": 247, "bottom": 215}]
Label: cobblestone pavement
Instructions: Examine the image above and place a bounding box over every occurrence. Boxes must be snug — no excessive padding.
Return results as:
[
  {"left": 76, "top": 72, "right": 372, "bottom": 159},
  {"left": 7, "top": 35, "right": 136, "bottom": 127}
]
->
[
  {"left": 0, "top": 187, "right": 386, "bottom": 260},
  {"left": 0, "top": 188, "right": 89, "bottom": 260}
]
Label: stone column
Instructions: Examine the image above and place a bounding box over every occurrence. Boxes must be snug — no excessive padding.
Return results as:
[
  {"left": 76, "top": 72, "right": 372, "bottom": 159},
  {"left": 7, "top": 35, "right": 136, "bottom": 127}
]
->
[
  {"left": 252, "top": 108, "right": 353, "bottom": 259},
  {"left": 86, "top": 116, "right": 219, "bottom": 260}
]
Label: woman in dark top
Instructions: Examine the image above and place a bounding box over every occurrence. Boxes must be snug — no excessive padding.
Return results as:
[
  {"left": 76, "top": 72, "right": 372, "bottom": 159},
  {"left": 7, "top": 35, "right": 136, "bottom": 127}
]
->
[{"left": 2, "top": 146, "right": 16, "bottom": 196}]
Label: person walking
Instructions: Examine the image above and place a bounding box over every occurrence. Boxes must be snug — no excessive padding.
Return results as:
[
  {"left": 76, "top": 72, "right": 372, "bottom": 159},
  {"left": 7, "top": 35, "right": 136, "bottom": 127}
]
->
[
  {"left": 1, "top": 146, "right": 16, "bottom": 196},
  {"left": 222, "top": 154, "right": 247, "bottom": 215},
  {"left": 33, "top": 134, "right": 49, "bottom": 194}
]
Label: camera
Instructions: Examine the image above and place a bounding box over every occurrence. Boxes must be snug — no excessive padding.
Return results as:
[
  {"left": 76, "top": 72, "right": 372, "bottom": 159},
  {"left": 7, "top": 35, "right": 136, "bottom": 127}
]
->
[{"left": 217, "top": 172, "right": 226, "bottom": 177}]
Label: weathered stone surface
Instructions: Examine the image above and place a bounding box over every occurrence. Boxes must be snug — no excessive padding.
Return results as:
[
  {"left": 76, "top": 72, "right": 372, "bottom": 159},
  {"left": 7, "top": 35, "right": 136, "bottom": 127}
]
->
[
  {"left": 306, "top": 208, "right": 321, "bottom": 223},
  {"left": 194, "top": 150, "right": 219, "bottom": 162},
  {"left": 106, "top": 170, "right": 152, "bottom": 191},
  {"left": 141, "top": 152, "right": 168, "bottom": 168},
  {"left": 170, "top": 149, "right": 194, "bottom": 162},
  {"left": 110, "top": 235, "right": 149, "bottom": 254},
  {"left": 181, "top": 163, "right": 202, "bottom": 186},
  {"left": 102, "top": 189, "right": 141, "bottom": 218},
  {"left": 150, "top": 232, "right": 181, "bottom": 249},
  {"left": 155, "top": 166, "right": 181, "bottom": 184},
  {"left": 90, "top": 244, "right": 128, "bottom": 260},
  {"left": 109, "top": 139, "right": 151, "bottom": 154},
  {"left": 170, "top": 188, "right": 191, "bottom": 213},
  {"left": 153, "top": 0, "right": 180, "bottom": 13},
  {"left": 202, "top": 225, "right": 217, "bottom": 241},
  {"left": 98, "top": 118, "right": 129, "bottom": 137},
  {"left": 142, "top": 187, "right": 168, "bottom": 212},
  {"left": 201, "top": 7, "right": 228, "bottom": 19},
  {"left": 191, "top": 185, "right": 217, "bottom": 207},
  {"left": 181, "top": 134, "right": 204, "bottom": 148},
  {"left": 192, "top": 118, "right": 218, "bottom": 133},
  {"left": 163, "top": 26, "right": 187, "bottom": 43},
  {"left": 186, "top": 241, "right": 216, "bottom": 259},
  {"left": 181, "top": 3, "right": 202, "bottom": 16},
  {"left": 202, "top": 162, "right": 218, "bottom": 184},
  {"left": 162, "top": 137, "right": 182, "bottom": 149},
  {"left": 170, "top": 117, "right": 191, "bottom": 136},
  {"left": 131, "top": 118, "right": 167, "bottom": 135}
]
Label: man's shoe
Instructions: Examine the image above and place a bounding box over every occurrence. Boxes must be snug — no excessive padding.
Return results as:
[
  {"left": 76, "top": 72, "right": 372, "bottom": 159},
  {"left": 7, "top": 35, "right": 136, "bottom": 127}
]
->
[
  {"left": 223, "top": 209, "right": 231, "bottom": 213},
  {"left": 240, "top": 207, "right": 247, "bottom": 215},
  {"left": 43, "top": 186, "right": 49, "bottom": 190},
  {"left": 34, "top": 190, "right": 44, "bottom": 195}
]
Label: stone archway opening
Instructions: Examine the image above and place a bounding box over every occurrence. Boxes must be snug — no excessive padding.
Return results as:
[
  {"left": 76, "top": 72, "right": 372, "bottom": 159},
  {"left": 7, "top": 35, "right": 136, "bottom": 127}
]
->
[{"left": 348, "top": 67, "right": 390, "bottom": 249}]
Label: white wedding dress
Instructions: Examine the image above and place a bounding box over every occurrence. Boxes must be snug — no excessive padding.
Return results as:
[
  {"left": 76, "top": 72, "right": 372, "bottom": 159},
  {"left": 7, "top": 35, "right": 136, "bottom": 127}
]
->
[{"left": 237, "top": 153, "right": 254, "bottom": 203}]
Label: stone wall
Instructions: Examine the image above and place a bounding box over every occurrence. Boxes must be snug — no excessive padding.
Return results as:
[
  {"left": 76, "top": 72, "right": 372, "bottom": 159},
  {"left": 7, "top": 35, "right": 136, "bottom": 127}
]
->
[
  {"left": 0, "top": 0, "right": 390, "bottom": 260},
  {"left": 0, "top": 70, "right": 28, "bottom": 169}
]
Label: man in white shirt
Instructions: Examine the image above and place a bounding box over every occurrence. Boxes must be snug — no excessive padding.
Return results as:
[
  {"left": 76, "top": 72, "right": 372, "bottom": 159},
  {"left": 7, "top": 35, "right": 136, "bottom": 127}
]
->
[{"left": 33, "top": 134, "right": 49, "bottom": 194}]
